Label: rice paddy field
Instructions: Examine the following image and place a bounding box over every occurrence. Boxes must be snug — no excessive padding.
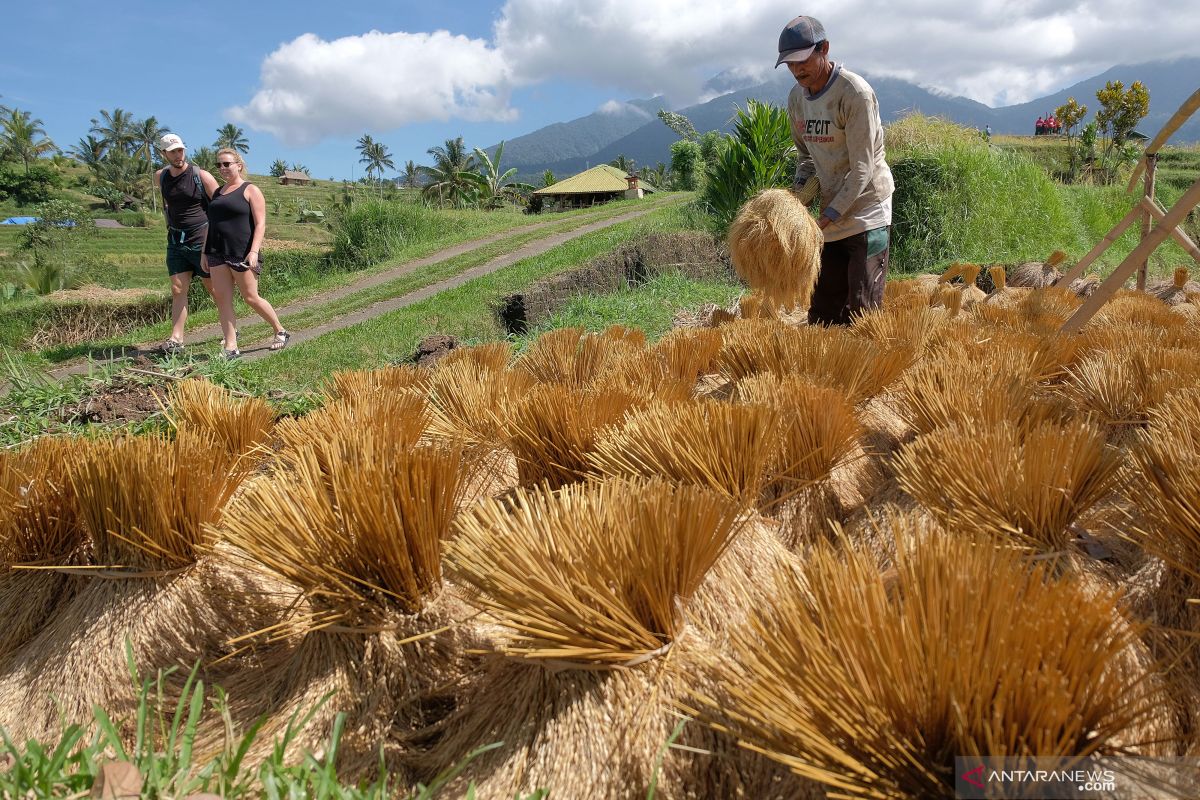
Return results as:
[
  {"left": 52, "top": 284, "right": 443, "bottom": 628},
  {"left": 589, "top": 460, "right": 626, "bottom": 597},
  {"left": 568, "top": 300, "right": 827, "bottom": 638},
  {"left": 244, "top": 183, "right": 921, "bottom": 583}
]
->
[{"left": 3, "top": 238, "right": 1200, "bottom": 796}]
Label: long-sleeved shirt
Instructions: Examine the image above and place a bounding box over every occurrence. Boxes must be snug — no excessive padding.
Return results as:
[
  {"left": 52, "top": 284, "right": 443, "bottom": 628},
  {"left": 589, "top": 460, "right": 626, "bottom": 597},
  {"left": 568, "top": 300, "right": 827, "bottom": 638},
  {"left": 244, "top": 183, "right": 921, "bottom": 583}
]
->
[{"left": 788, "top": 64, "right": 894, "bottom": 242}]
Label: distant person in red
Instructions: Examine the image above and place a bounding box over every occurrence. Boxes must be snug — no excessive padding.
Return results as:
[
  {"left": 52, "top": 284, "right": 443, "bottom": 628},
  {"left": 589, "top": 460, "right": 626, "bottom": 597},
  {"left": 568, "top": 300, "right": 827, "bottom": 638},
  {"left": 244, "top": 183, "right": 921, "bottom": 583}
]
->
[
  {"left": 1035, "top": 116, "right": 1045, "bottom": 135},
  {"left": 1048, "top": 114, "right": 1059, "bottom": 134}
]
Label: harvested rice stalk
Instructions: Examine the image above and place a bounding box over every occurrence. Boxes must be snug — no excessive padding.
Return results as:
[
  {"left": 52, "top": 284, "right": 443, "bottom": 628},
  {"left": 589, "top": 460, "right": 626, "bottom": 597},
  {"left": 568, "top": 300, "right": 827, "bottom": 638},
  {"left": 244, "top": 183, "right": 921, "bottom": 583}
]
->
[
  {"left": 275, "top": 390, "right": 429, "bottom": 471},
  {"left": 426, "top": 359, "right": 535, "bottom": 448},
  {"left": 895, "top": 353, "right": 1042, "bottom": 436},
  {"left": 1009, "top": 255, "right": 1064, "bottom": 288},
  {"left": 850, "top": 302, "right": 948, "bottom": 358},
  {"left": 327, "top": 363, "right": 429, "bottom": 402},
  {"left": 728, "top": 188, "right": 822, "bottom": 310},
  {"left": 653, "top": 327, "right": 724, "bottom": 381},
  {"left": 165, "top": 379, "right": 275, "bottom": 458},
  {"left": 737, "top": 291, "right": 779, "bottom": 320},
  {"left": 589, "top": 348, "right": 696, "bottom": 405},
  {"left": 689, "top": 531, "right": 1169, "bottom": 799},
  {"left": 590, "top": 400, "right": 779, "bottom": 505},
  {"left": 422, "top": 479, "right": 792, "bottom": 800},
  {"left": 1093, "top": 289, "right": 1188, "bottom": 329},
  {"left": 505, "top": 384, "right": 640, "bottom": 489},
  {"left": 894, "top": 418, "right": 1122, "bottom": 554},
  {"left": 212, "top": 433, "right": 478, "bottom": 778},
  {"left": 1147, "top": 267, "right": 1199, "bottom": 306},
  {"left": 957, "top": 263, "right": 987, "bottom": 309},
  {"left": 1063, "top": 344, "right": 1200, "bottom": 427},
  {"left": 716, "top": 318, "right": 802, "bottom": 382},
  {"left": 0, "top": 438, "right": 88, "bottom": 659},
  {"left": 598, "top": 324, "right": 647, "bottom": 349},
  {"left": 929, "top": 284, "right": 963, "bottom": 316},
  {"left": 438, "top": 341, "right": 514, "bottom": 372},
  {"left": 981, "top": 265, "right": 1032, "bottom": 310},
  {"left": 515, "top": 326, "right": 643, "bottom": 387}
]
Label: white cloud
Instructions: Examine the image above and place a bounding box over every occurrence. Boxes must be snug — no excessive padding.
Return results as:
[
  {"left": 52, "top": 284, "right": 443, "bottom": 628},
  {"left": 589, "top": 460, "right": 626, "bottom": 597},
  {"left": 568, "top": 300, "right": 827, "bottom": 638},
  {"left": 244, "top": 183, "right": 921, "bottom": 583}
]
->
[
  {"left": 231, "top": 0, "right": 1200, "bottom": 143},
  {"left": 596, "top": 100, "right": 651, "bottom": 117},
  {"left": 228, "top": 30, "right": 516, "bottom": 146}
]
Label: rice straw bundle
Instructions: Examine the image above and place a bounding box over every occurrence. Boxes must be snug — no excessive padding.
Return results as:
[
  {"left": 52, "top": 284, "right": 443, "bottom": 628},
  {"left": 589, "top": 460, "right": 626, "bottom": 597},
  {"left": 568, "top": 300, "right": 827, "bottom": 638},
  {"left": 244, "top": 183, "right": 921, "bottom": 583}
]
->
[
  {"left": 1017, "top": 285, "right": 1082, "bottom": 329},
  {"left": 981, "top": 264, "right": 1032, "bottom": 309},
  {"left": 0, "top": 437, "right": 88, "bottom": 659},
  {"left": 598, "top": 323, "right": 647, "bottom": 349},
  {"left": 213, "top": 432, "right": 475, "bottom": 777},
  {"left": 652, "top": 326, "right": 724, "bottom": 382},
  {"left": 1092, "top": 289, "right": 1186, "bottom": 329},
  {"left": 1148, "top": 267, "right": 1199, "bottom": 306},
  {"left": 688, "top": 530, "right": 1169, "bottom": 799},
  {"left": 727, "top": 188, "right": 823, "bottom": 310},
  {"left": 426, "top": 358, "right": 535, "bottom": 448},
  {"left": 904, "top": 263, "right": 965, "bottom": 297},
  {"left": 895, "top": 352, "right": 1043, "bottom": 436},
  {"left": 420, "top": 478, "right": 758, "bottom": 798},
  {"left": 1009, "top": 259, "right": 1064, "bottom": 288},
  {"left": 882, "top": 277, "right": 935, "bottom": 309},
  {"left": 894, "top": 418, "right": 1122, "bottom": 553},
  {"left": 1063, "top": 344, "right": 1200, "bottom": 427},
  {"left": 274, "top": 390, "right": 429, "bottom": 470},
  {"left": 505, "top": 383, "right": 640, "bottom": 489},
  {"left": 327, "top": 363, "right": 430, "bottom": 401},
  {"left": 587, "top": 347, "right": 696, "bottom": 405},
  {"left": 515, "top": 326, "right": 644, "bottom": 388},
  {"left": 737, "top": 291, "right": 779, "bottom": 320},
  {"left": 929, "top": 283, "right": 963, "bottom": 316},
  {"left": 0, "top": 430, "right": 267, "bottom": 741},
  {"left": 781, "top": 325, "right": 912, "bottom": 404},
  {"left": 438, "top": 341, "right": 514, "bottom": 372},
  {"left": 1068, "top": 273, "right": 1101, "bottom": 297},
  {"left": 590, "top": 400, "right": 779, "bottom": 505},
  {"left": 956, "top": 263, "right": 987, "bottom": 309},
  {"left": 165, "top": 378, "right": 275, "bottom": 458},
  {"left": 716, "top": 317, "right": 803, "bottom": 382},
  {"left": 850, "top": 302, "right": 949, "bottom": 358}
]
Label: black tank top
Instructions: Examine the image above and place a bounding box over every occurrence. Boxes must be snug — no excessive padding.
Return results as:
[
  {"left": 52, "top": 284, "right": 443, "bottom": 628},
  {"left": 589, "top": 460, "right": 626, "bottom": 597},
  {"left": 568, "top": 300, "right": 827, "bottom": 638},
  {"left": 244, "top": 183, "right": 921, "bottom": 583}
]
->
[
  {"left": 161, "top": 165, "right": 208, "bottom": 245},
  {"left": 204, "top": 182, "right": 255, "bottom": 262}
]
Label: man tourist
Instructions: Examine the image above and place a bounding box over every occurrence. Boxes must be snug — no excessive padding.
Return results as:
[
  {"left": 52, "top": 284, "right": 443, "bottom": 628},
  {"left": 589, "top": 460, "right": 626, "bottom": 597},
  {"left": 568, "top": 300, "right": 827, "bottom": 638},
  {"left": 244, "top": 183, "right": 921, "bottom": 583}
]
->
[
  {"left": 155, "top": 132, "right": 218, "bottom": 354},
  {"left": 777, "top": 15, "right": 895, "bottom": 325}
]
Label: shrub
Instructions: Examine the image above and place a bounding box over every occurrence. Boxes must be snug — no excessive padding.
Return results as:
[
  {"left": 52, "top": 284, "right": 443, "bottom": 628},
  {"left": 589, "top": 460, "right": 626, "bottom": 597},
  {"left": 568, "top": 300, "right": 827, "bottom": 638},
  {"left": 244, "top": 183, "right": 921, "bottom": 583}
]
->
[
  {"left": 699, "top": 100, "right": 796, "bottom": 234},
  {"left": 329, "top": 200, "right": 444, "bottom": 269},
  {"left": 0, "top": 163, "right": 62, "bottom": 205}
]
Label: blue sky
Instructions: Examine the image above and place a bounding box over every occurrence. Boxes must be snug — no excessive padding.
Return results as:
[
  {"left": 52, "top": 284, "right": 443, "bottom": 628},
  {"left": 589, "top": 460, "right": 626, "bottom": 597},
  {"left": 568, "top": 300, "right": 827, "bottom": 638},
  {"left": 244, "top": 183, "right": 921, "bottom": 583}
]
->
[{"left": 5, "top": 0, "right": 1199, "bottom": 180}]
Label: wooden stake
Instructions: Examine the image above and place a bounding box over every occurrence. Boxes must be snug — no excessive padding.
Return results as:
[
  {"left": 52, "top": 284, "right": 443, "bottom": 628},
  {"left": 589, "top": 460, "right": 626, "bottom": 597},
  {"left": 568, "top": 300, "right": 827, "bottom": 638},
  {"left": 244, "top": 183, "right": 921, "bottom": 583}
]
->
[
  {"left": 1061, "top": 174, "right": 1200, "bottom": 334},
  {"left": 1142, "top": 196, "right": 1200, "bottom": 266},
  {"left": 1137, "top": 153, "right": 1157, "bottom": 291}
]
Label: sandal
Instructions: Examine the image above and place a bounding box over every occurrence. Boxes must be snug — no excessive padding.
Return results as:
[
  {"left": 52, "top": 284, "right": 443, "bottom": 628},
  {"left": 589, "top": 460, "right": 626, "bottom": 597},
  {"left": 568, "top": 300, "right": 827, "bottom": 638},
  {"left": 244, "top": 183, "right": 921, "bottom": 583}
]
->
[
  {"left": 160, "top": 339, "right": 184, "bottom": 355},
  {"left": 270, "top": 330, "right": 291, "bottom": 351},
  {"left": 222, "top": 348, "right": 241, "bottom": 361}
]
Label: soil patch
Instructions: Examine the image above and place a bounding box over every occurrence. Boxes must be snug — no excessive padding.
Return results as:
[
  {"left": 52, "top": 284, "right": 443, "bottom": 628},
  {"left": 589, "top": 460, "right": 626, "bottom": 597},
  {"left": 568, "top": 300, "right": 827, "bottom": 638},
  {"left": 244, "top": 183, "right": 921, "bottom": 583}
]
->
[
  {"left": 497, "top": 231, "right": 733, "bottom": 334},
  {"left": 58, "top": 368, "right": 170, "bottom": 426},
  {"left": 411, "top": 334, "right": 460, "bottom": 367}
]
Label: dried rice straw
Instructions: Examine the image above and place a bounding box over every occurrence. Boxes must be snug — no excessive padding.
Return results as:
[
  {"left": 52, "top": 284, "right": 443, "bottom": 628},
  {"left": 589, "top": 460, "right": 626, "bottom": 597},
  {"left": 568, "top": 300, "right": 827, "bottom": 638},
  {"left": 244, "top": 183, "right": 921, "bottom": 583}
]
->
[{"left": 728, "top": 188, "right": 822, "bottom": 310}]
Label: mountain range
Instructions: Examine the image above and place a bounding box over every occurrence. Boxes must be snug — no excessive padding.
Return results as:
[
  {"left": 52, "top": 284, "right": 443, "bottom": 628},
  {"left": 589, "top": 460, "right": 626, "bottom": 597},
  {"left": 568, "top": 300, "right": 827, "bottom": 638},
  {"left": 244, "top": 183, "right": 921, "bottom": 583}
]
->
[{"left": 492, "top": 57, "right": 1200, "bottom": 182}]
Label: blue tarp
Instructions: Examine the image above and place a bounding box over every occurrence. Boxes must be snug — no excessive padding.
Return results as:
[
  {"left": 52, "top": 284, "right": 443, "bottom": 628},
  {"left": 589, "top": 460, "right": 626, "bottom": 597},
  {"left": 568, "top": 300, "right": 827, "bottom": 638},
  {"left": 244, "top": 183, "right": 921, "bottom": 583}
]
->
[{"left": 1, "top": 216, "right": 39, "bottom": 225}]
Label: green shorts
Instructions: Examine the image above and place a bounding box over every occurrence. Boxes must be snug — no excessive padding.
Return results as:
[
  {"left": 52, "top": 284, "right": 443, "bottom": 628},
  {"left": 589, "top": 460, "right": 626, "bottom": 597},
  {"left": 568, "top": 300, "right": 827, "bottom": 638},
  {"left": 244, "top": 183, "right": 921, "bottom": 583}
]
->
[{"left": 166, "top": 241, "right": 211, "bottom": 279}]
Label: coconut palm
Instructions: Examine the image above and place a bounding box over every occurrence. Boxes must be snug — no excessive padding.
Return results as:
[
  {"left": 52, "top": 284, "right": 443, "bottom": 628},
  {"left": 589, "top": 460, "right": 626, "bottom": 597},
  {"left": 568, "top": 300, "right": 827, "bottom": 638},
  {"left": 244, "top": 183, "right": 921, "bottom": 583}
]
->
[
  {"left": 540, "top": 169, "right": 556, "bottom": 188},
  {"left": 289, "top": 163, "right": 310, "bottom": 176},
  {"left": 420, "top": 137, "right": 482, "bottom": 208},
  {"left": 90, "top": 108, "right": 137, "bottom": 156},
  {"left": 69, "top": 136, "right": 106, "bottom": 173},
  {"left": 214, "top": 123, "right": 249, "bottom": 154},
  {"left": 472, "top": 141, "right": 534, "bottom": 209},
  {"left": 357, "top": 134, "right": 396, "bottom": 197},
  {"left": 401, "top": 160, "right": 422, "bottom": 189},
  {"left": 609, "top": 154, "right": 636, "bottom": 174},
  {"left": 132, "top": 116, "right": 169, "bottom": 211},
  {"left": 1, "top": 108, "right": 57, "bottom": 173}
]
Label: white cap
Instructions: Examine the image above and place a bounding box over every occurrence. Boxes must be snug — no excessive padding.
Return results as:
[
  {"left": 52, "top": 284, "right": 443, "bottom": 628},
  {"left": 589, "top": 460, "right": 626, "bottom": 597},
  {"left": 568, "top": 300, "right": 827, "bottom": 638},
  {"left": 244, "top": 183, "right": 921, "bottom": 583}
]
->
[{"left": 159, "top": 133, "right": 186, "bottom": 152}]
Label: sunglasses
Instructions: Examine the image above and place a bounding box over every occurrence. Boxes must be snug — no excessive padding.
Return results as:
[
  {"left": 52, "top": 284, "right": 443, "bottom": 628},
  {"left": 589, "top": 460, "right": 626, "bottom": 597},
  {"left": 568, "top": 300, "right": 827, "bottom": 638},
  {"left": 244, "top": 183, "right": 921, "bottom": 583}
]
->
[{"left": 217, "top": 161, "right": 238, "bottom": 168}]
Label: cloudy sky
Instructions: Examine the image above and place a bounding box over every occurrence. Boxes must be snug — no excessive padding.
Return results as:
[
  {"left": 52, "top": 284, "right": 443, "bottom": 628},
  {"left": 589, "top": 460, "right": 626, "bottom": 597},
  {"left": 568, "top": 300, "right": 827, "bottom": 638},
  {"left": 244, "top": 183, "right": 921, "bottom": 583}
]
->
[{"left": 4, "top": 0, "right": 1198, "bottom": 178}]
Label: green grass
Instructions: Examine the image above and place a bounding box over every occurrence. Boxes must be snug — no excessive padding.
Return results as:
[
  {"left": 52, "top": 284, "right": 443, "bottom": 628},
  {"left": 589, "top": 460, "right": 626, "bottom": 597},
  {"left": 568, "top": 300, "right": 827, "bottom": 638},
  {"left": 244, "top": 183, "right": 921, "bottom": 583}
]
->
[{"left": 234, "top": 201, "right": 698, "bottom": 391}]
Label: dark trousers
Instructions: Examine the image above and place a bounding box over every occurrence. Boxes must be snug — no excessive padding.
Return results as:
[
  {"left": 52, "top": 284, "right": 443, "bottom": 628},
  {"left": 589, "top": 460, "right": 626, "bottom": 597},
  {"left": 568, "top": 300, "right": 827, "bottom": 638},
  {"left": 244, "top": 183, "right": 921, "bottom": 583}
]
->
[{"left": 807, "top": 229, "right": 888, "bottom": 326}]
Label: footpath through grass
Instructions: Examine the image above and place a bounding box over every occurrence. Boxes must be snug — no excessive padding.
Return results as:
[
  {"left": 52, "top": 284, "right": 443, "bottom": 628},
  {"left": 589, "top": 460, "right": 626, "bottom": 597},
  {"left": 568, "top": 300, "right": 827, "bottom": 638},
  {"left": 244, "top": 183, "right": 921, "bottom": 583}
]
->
[{"left": 236, "top": 202, "right": 700, "bottom": 391}]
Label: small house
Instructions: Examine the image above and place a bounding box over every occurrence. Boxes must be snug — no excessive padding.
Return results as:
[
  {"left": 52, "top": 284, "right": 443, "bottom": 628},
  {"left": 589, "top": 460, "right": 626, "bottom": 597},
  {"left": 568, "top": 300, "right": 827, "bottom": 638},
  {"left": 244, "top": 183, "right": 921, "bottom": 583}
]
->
[
  {"left": 279, "top": 170, "right": 312, "bottom": 186},
  {"left": 533, "top": 165, "right": 656, "bottom": 210}
]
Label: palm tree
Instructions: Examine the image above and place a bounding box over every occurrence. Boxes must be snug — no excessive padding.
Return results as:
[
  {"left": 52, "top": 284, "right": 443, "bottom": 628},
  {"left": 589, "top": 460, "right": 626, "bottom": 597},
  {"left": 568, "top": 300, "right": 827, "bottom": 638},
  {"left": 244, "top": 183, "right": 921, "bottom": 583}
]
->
[
  {"left": 214, "top": 123, "right": 249, "bottom": 154},
  {"left": 192, "top": 146, "right": 217, "bottom": 173},
  {"left": 420, "top": 137, "right": 482, "bottom": 208},
  {"left": 609, "top": 154, "right": 636, "bottom": 174},
  {"left": 90, "top": 108, "right": 137, "bottom": 156},
  {"left": 269, "top": 159, "right": 288, "bottom": 178},
  {"left": 541, "top": 169, "right": 556, "bottom": 188},
  {"left": 70, "top": 135, "right": 106, "bottom": 173},
  {"left": 289, "top": 163, "right": 310, "bottom": 176},
  {"left": 472, "top": 141, "right": 534, "bottom": 209},
  {"left": 357, "top": 134, "right": 396, "bottom": 197},
  {"left": 1, "top": 108, "right": 57, "bottom": 173},
  {"left": 400, "top": 160, "right": 422, "bottom": 189},
  {"left": 133, "top": 116, "right": 169, "bottom": 212}
]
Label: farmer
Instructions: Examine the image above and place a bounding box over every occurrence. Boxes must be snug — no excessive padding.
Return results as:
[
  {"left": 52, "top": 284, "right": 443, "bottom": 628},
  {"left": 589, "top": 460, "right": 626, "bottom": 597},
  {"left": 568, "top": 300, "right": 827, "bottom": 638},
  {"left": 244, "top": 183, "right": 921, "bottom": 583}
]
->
[
  {"left": 203, "top": 148, "right": 289, "bottom": 359},
  {"left": 777, "top": 15, "right": 895, "bottom": 325},
  {"left": 156, "top": 133, "right": 218, "bottom": 354}
]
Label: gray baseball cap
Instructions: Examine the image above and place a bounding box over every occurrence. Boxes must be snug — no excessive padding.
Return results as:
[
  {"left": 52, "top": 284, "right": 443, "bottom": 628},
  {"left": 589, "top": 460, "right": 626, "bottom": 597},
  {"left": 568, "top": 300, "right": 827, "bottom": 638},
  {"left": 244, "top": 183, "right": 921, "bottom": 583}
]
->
[{"left": 775, "top": 15, "right": 826, "bottom": 67}]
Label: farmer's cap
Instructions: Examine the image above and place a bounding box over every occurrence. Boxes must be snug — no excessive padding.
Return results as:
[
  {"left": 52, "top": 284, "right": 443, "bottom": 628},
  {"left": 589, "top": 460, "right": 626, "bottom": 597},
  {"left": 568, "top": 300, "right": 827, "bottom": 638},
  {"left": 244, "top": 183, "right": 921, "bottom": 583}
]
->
[
  {"left": 775, "top": 15, "right": 826, "bottom": 67},
  {"left": 159, "top": 133, "right": 186, "bottom": 152}
]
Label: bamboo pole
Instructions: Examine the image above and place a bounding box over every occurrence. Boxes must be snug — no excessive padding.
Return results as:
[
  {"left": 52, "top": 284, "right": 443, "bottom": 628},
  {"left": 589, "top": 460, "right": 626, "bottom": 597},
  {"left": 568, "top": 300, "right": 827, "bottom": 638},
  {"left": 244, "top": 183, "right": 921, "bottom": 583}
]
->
[
  {"left": 1061, "top": 173, "right": 1200, "bottom": 333},
  {"left": 1127, "top": 88, "right": 1200, "bottom": 192},
  {"left": 1137, "top": 154, "right": 1157, "bottom": 290}
]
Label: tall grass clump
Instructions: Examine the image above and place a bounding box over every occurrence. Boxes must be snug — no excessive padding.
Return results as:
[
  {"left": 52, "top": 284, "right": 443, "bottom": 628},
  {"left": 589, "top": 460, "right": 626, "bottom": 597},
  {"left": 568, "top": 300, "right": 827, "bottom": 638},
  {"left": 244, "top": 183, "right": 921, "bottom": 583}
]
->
[
  {"left": 887, "top": 114, "right": 1073, "bottom": 273},
  {"left": 329, "top": 200, "right": 445, "bottom": 269}
]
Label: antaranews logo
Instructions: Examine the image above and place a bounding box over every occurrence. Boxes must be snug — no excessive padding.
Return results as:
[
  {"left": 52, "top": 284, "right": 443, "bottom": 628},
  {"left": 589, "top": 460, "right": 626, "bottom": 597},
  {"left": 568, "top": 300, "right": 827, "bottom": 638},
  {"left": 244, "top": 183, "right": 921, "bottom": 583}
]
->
[{"left": 954, "top": 755, "right": 1200, "bottom": 799}]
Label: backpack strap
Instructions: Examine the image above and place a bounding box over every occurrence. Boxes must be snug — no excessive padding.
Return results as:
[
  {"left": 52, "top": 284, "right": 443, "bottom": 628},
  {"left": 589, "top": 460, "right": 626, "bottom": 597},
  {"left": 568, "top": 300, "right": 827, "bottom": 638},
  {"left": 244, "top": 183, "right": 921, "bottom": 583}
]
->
[{"left": 192, "top": 165, "right": 209, "bottom": 211}]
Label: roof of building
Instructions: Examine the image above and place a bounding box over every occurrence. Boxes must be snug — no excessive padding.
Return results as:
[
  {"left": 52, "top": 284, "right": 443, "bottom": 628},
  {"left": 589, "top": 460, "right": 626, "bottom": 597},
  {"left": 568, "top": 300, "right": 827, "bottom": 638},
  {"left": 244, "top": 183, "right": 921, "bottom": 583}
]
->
[
  {"left": 281, "top": 170, "right": 311, "bottom": 180},
  {"left": 533, "top": 164, "right": 657, "bottom": 195}
]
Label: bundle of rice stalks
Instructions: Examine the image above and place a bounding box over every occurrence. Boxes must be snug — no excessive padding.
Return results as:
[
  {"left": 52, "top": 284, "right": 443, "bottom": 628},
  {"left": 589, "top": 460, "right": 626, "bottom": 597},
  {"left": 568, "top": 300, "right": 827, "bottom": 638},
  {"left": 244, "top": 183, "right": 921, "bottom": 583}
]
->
[
  {"left": 1148, "top": 267, "right": 1199, "bottom": 306},
  {"left": 0, "top": 430, "right": 266, "bottom": 741},
  {"left": 505, "top": 383, "right": 640, "bottom": 489},
  {"left": 1063, "top": 344, "right": 1200, "bottom": 428},
  {"left": 736, "top": 290, "right": 780, "bottom": 320},
  {"left": 1092, "top": 289, "right": 1187, "bottom": 329},
  {"left": 928, "top": 284, "right": 963, "bottom": 316},
  {"left": 934, "top": 326, "right": 1080, "bottom": 383},
  {"left": 515, "top": 326, "right": 644, "bottom": 387},
  {"left": 590, "top": 400, "right": 779, "bottom": 505},
  {"left": 981, "top": 264, "right": 1032, "bottom": 309},
  {"left": 165, "top": 378, "right": 275, "bottom": 458},
  {"left": 1018, "top": 284, "right": 1082, "bottom": 328},
  {"left": 213, "top": 432, "right": 476, "bottom": 777},
  {"left": 588, "top": 347, "right": 697, "bottom": 405},
  {"left": 1009, "top": 249, "right": 1067, "bottom": 288},
  {"left": 850, "top": 302, "right": 949, "bottom": 358},
  {"left": 598, "top": 323, "right": 647, "bottom": 348},
  {"left": 426, "top": 359, "right": 535, "bottom": 448},
  {"left": 894, "top": 418, "right": 1122, "bottom": 554},
  {"left": 652, "top": 326, "right": 724, "bottom": 382},
  {"left": 716, "top": 318, "right": 803, "bottom": 382},
  {"left": 420, "top": 478, "right": 766, "bottom": 798},
  {"left": 274, "top": 390, "right": 429, "bottom": 470},
  {"left": 956, "top": 263, "right": 987, "bottom": 309},
  {"left": 1068, "top": 273, "right": 1101, "bottom": 297},
  {"left": 0, "top": 437, "right": 87, "bottom": 659},
  {"left": 737, "top": 375, "right": 863, "bottom": 545},
  {"left": 728, "top": 188, "right": 822, "bottom": 310},
  {"left": 895, "top": 353, "right": 1043, "bottom": 436},
  {"left": 882, "top": 278, "right": 935, "bottom": 310},
  {"left": 327, "top": 363, "right": 430, "bottom": 402},
  {"left": 438, "top": 341, "right": 514, "bottom": 372},
  {"left": 689, "top": 530, "right": 1169, "bottom": 799}
]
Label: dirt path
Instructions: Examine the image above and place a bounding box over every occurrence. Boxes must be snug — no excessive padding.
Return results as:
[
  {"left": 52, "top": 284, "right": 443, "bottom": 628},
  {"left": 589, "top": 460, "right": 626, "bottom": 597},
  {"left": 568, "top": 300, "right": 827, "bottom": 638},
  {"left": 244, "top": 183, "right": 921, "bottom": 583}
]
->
[{"left": 41, "top": 201, "right": 672, "bottom": 378}]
